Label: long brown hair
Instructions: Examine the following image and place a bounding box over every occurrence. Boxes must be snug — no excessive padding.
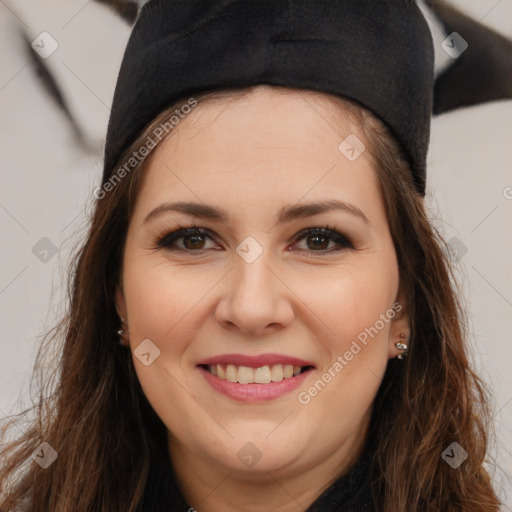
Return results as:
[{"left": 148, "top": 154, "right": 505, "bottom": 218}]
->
[{"left": 0, "top": 85, "right": 501, "bottom": 511}]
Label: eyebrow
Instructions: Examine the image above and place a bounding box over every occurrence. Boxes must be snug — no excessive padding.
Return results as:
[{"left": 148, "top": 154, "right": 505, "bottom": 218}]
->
[{"left": 143, "top": 199, "right": 370, "bottom": 226}]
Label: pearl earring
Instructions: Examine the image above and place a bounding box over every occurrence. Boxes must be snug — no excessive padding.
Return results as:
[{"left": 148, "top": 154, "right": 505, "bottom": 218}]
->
[{"left": 117, "top": 316, "right": 128, "bottom": 346}]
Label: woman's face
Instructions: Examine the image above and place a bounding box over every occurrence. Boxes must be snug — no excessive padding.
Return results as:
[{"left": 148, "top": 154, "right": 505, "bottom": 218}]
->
[{"left": 117, "top": 86, "right": 408, "bottom": 482}]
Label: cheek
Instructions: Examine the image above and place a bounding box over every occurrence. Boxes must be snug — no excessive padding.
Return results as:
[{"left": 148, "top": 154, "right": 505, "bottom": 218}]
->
[
  {"left": 295, "top": 255, "right": 398, "bottom": 413},
  {"left": 297, "top": 257, "right": 398, "bottom": 347},
  {"left": 122, "top": 258, "right": 216, "bottom": 352},
  {"left": 122, "top": 260, "right": 211, "bottom": 429},
  {"left": 297, "top": 279, "right": 395, "bottom": 439}
]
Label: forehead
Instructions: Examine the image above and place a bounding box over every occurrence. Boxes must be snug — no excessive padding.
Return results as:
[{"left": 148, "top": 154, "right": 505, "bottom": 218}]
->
[
  {"left": 134, "top": 87, "right": 384, "bottom": 222},
  {"left": 174, "top": 86, "right": 356, "bottom": 152}
]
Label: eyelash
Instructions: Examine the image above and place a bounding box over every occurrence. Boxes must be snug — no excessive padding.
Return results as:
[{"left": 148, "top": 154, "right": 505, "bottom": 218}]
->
[{"left": 154, "top": 223, "right": 354, "bottom": 256}]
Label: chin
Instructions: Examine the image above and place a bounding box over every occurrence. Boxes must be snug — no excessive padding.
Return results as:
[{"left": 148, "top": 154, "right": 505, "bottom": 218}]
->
[{"left": 198, "top": 428, "right": 308, "bottom": 474}]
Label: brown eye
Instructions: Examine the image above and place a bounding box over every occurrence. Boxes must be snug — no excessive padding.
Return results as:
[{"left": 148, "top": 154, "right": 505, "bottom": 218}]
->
[
  {"left": 294, "top": 227, "right": 353, "bottom": 254},
  {"left": 156, "top": 226, "right": 217, "bottom": 252},
  {"left": 155, "top": 224, "right": 353, "bottom": 256},
  {"left": 182, "top": 232, "right": 206, "bottom": 250},
  {"left": 306, "top": 233, "right": 330, "bottom": 251}
]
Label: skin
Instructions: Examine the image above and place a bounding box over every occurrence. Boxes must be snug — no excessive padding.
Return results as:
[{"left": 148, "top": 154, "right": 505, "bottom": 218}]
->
[{"left": 116, "top": 85, "right": 410, "bottom": 512}]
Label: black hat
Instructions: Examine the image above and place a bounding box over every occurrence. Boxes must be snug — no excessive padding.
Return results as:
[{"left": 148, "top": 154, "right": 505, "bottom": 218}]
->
[{"left": 103, "top": 0, "right": 435, "bottom": 195}]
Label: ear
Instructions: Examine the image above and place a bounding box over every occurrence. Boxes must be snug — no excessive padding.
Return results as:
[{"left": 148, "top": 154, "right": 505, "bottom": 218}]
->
[
  {"left": 387, "top": 291, "right": 410, "bottom": 359},
  {"left": 115, "top": 284, "right": 127, "bottom": 320},
  {"left": 115, "top": 285, "right": 130, "bottom": 347}
]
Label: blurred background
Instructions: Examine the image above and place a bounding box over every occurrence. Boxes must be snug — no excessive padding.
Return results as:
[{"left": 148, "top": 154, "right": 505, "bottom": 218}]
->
[{"left": 1, "top": 0, "right": 511, "bottom": 508}]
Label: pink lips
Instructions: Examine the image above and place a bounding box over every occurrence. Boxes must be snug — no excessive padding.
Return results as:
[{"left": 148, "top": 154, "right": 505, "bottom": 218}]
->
[
  {"left": 196, "top": 353, "right": 315, "bottom": 402},
  {"left": 195, "top": 353, "right": 314, "bottom": 368}
]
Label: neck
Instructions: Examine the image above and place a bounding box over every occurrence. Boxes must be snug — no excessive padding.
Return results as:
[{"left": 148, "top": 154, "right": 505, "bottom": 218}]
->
[{"left": 167, "top": 428, "right": 369, "bottom": 512}]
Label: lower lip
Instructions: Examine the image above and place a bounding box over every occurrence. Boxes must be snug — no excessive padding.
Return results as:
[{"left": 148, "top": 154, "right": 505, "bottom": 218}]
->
[{"left": 198, "top": 366, "right": 314, "bottom": 402}]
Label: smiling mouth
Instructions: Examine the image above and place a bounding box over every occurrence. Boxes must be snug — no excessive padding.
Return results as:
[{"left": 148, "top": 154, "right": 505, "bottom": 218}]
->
[{"left": 198, "top": 363, "right": 314, "bottom": 384}]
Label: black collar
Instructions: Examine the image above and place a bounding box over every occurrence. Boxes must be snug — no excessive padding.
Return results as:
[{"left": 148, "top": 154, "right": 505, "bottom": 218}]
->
[{"left": 305, "top": 440, "right": 375, "bottom": 512}]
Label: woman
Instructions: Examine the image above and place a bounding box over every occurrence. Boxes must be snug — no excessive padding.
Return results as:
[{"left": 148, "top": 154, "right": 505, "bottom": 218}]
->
[{"left": 0, "top": 1, "right": 502, "bottom": 510}]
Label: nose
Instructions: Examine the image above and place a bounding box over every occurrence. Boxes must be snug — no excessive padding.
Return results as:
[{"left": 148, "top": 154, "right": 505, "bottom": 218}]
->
[{"left": 215, "top": 247, "right": 294, "bottom": 337}]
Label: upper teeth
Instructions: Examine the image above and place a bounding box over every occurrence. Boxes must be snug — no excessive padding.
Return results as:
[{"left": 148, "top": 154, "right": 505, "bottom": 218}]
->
[{"left": 208, "top": 364, "right": 303, "bottom": 383}]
